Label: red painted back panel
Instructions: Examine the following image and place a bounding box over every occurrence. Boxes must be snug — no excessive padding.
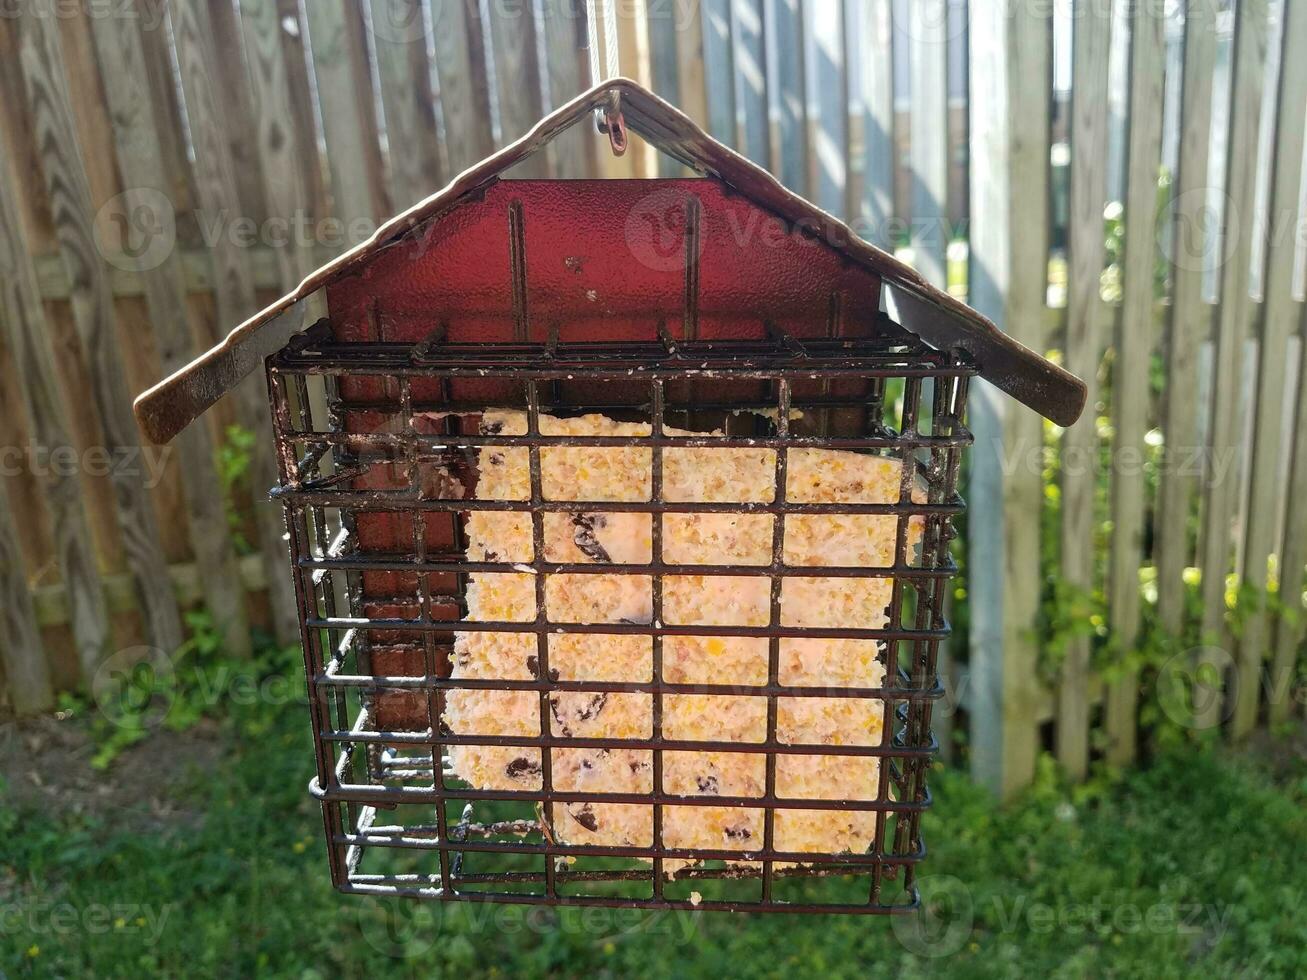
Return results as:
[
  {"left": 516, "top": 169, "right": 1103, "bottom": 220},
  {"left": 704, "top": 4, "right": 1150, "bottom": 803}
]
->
[{"left": 326, "top": 178, "right": 881, "bottom": 343}]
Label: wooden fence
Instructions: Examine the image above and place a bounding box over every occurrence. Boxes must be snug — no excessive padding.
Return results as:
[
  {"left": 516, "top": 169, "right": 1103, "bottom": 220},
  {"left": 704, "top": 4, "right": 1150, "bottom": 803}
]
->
[{"left": 0, "top": 0, "right": 1303, "bottom": 796}]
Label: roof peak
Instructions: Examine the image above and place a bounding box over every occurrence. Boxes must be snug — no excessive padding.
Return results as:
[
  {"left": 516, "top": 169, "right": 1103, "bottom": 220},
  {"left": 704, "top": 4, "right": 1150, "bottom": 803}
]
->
[{"left": 133, "top": 77, "right": 1083, "bottom": 445}]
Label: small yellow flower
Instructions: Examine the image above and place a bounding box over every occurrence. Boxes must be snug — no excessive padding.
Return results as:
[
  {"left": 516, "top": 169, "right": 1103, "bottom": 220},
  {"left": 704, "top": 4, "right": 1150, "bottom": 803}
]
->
[{"left": 26, "top": 945, "right": 40, "bottom": 958}]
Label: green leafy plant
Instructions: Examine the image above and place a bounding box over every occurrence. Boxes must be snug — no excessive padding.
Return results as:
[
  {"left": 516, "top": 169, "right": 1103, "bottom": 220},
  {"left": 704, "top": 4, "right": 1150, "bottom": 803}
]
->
[
  {"left": 81, "top": 610, "right": 304, "bottom": 769},
  {"left": 217, "top": 423, "right": 257, "bottom": 554}
]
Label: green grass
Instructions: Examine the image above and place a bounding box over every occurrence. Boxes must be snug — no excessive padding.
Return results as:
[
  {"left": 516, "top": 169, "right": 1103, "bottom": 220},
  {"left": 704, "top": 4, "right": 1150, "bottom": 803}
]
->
[{"left": 3, "top": 669, "right": 1305, "bottom": 979}]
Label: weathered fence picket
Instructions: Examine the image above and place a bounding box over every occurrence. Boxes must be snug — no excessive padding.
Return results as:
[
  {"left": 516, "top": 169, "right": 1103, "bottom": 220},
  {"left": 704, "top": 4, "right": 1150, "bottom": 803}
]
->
[
  {"left": 1106, "top": 0, "right": 1165, "bottom": 765},
  {"left": 1246, "top": 0, "right": 1307, "bottom": 728},
  {"left": 1202, "top": 0, "right": 1268, "bottom": 736},
  {"left": 1057, "top": 0, "right": 1111, "bottom": 783}
]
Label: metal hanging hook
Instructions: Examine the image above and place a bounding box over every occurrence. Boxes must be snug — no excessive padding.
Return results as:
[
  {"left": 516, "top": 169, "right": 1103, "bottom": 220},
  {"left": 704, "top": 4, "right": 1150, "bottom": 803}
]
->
[{"left": 598, "top": 91, "right": 628, "bottom": 157}]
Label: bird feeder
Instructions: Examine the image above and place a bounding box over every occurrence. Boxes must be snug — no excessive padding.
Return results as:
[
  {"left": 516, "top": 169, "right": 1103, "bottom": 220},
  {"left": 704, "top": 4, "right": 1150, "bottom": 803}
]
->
[{"left": 136, "top": 79, "right": 1085, "bottom": 914}]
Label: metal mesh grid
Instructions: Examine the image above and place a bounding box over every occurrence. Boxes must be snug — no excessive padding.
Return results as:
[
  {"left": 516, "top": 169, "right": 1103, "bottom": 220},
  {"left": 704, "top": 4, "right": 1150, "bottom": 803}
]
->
[{"left": 268, "top": 321, "right": 973, "bottom": 914}]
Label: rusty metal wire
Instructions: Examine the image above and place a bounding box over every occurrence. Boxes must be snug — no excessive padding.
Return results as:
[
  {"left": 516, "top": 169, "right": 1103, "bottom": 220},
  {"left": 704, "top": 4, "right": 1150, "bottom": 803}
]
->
[{"left": 269, "top": 322, "right": 972, "bottom": 913}]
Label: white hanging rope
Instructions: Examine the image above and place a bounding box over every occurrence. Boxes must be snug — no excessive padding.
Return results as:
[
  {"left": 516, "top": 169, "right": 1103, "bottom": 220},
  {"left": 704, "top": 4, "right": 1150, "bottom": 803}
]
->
[
  {"left": 586, "top": 0, "right": 602, "bottom": 84},
  {"left": 602, "top": 0, "right": 619, "bottom": 80},
  {"left": 586, "top": 0, "right": 620, "bottom": 84}
]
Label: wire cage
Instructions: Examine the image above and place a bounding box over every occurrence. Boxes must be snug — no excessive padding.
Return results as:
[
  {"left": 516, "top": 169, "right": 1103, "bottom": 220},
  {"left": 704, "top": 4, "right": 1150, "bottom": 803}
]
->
[{"left": 268, "top": 315, "right": 973, "bottom": 915}]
